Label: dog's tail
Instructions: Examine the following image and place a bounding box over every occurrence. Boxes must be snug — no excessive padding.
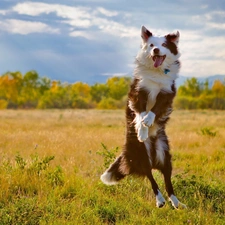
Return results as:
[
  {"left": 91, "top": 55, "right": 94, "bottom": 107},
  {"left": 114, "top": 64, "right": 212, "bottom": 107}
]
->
[{"left": 100, "top": 156, "right": 126, "bottom": 185}]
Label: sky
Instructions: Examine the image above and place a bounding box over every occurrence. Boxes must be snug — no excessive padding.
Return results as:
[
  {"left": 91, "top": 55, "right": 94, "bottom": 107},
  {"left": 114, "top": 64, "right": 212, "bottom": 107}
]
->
[{"left": 0, "top": 0, "right": 225, "bottom": 83}]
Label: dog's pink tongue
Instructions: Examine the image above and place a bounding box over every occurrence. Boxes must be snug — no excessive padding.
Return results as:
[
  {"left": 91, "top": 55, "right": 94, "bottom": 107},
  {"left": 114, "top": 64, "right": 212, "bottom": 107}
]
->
[{"left": 154, "top": 56, "right": 164, "bottom": 68}]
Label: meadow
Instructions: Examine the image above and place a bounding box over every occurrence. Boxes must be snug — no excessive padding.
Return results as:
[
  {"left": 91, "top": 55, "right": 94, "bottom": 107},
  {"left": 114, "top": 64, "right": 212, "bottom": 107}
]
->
[{"left": 0, "top": 109, "right": 225, "bottom": 224}]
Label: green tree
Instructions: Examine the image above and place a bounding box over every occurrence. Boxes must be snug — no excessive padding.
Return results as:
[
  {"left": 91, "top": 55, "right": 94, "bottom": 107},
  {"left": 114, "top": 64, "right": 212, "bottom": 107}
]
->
[
  {"left": 107, "top": 77, "right": 130, "bottom": 100},
  {"left": 19, "top": 71, "right": 40, "bottom": 108},
  {"left": 178, "top": 77, "right": 201, "bottom": 97},
  {"left": 38, "top": 81, "right": 71, "bottom": 109},
  {"left": 70, "top": 82, "right": 93, "bottom": 109},
  {"left": 90, "top": 83, "right": 109, "bottom": 103}
]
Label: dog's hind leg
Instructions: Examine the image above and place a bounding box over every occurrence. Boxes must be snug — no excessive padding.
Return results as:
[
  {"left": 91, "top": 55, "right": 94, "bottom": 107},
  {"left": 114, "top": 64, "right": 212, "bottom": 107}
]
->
[
  {"left": 100, "top": 156, "right": 126, "bottom": 185},
  {"left": 147, "top": 171, "right": 166, "bottom": 208},
  {"left": 161, "top": 152, "right": 187, "bottom": 209}
]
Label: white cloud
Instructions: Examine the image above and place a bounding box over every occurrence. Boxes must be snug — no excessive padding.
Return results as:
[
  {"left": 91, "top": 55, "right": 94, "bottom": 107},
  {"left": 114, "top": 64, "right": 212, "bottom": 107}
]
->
[
  {"left": 0, "top": 10, "right": 7, "bottom": 15},
  {"left": 12, "top": 2, "right": 91, "bottom": 19},
  {"left": 0, "top": 19, "right": 59, "bottom": 35},
  {"left": 64, "top": 19, "right": 91, "bottom": 28},
  {"left": 102, "top": 72, "right": 129, "bottom": 77},
  {"left": 69, "top": 30, "right": 93, "bottom": 39},
  {"left": 96, "top": 7, "right": 118, "bottom": 17},
  {"left": 179, "top": 30, "right": 225, "bottom": 76},
  {"left": 200, "top": 4, "right": 208, "bottom": 9},
  {"left": 191, "top": 10, "right": 225, "bottom": 31},
  {"left": 13, "top": 2, "right": 56, "bottom": 16},
  {"left": 208, "top": 10, "right": 225, "bottom": 18},
  {"left": 12, "top": 1, "right": 139, "bottom": 38},
  {"left": 206, "top": 22, "right": 225, "bottom": 30},
  {"left": 181, "top": 58, "right": 225, "bottom": 77},
  {"left": 12, "top": 2, "right": 93, "bottom": 29}
]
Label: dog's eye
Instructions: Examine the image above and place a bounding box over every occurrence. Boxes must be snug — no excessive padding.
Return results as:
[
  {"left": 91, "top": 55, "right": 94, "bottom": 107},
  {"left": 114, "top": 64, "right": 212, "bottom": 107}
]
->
[
  {"left": 162, "top": 43, "right": 167, "bottom": 47},
  {"left": 150, "top": 44, "right": 154, "bottom": 47}
]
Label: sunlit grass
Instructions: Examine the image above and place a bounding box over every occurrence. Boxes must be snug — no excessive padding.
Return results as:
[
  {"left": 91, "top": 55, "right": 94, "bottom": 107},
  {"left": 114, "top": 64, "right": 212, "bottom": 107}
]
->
[{"left": 0, "top": 109, "right": 225, "bottom": 224}]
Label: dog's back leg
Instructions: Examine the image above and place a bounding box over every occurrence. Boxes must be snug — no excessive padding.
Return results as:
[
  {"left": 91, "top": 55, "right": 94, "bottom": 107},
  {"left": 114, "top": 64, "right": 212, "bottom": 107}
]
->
[
  {"left": 147, "top": 170, "right": 166, "bottom": 208},
  {"left": 161, "top": 152, "right": 187, "bottom": 209},
  {"left": 100, "top": 156, "right": 126, "bottom": 185}
]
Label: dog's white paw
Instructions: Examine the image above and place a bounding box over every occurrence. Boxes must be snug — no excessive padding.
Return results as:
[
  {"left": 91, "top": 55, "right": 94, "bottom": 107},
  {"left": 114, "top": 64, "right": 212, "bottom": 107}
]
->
[
  {"left": 156, "top": 190, "right": 166, "bottom": 208},
  {"left": 169, "top": 195, "right": 187, "bottom": 209},
  {"left": 137, "top": 125, "right": 149, "bottom": 142},
  {"left": 142, "top": 111, "right": 155, "bottom": 127}
]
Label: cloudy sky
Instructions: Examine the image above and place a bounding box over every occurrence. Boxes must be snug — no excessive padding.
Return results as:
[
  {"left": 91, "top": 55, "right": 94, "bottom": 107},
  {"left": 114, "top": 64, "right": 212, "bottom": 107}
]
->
[{"left": 0, "top": 0, "right": 225, "bottom": 83}]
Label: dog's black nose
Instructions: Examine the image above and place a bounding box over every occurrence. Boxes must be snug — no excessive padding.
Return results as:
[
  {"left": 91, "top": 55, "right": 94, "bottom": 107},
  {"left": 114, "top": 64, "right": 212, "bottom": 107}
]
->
[{"left": 153, "top": 48, "right": 160, "bottom": 54}]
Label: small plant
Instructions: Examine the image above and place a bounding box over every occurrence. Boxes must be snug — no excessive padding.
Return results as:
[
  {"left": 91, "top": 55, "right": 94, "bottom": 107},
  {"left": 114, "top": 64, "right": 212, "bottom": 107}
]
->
[
  {"left": 47, "top": 165, "right": 64, "bottom": 187},
  {"left": 200, "top": 127, "right": 217, "bottom": 137},
  {"left": 29, "top": 153, "right": 55, "bottom": 175},
  {"left": 97, "top": 143, "right": 119, "bottom": 169},
  {"left": 15, "top": 153, "right": 27, "bottom": 169}
]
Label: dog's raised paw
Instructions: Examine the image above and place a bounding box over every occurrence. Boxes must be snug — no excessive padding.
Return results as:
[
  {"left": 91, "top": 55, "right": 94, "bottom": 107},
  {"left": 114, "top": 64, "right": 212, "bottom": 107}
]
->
[
  {"left": 137, "top": 126, "right": 148, "bottom": 142},
  {"left": 142, "top": 111, "right": 155, "bottom": 127}
]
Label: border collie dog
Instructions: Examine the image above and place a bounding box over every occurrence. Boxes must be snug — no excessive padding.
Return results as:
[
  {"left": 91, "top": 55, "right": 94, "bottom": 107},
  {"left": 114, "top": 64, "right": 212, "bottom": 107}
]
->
[{"left": 101, "top": 26, "right": 186, "bottom": 209}]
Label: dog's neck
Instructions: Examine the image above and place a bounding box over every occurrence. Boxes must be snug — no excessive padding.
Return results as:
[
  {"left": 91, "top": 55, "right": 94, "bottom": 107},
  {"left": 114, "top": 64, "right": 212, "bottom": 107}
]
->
[
  {"left": 134, "top": 60, "right": 178, "bottom": 82},
  {"left": 133, "top": 60, "right": 178, "bottom": 96}
]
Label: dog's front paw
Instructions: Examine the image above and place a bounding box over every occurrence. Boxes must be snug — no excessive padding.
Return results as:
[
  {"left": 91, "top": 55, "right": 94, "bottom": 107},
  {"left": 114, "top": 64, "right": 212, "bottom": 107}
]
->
[
  {"left": 142, "top": 111, "right": 155, "bottom": 127},
  {"left": 137, "top": 126, "right": 149, "bottom": 142}
]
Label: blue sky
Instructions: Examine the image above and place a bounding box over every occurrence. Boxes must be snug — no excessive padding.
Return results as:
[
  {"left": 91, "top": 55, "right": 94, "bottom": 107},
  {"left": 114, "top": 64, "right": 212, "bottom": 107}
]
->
[{"left": 0, "top": 0, "right": 225, "bottom": 83}]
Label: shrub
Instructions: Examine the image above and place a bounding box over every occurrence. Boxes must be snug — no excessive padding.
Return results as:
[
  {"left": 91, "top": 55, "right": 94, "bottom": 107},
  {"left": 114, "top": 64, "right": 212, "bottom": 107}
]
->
[{"left": 0, "top": 99, "right": 8, "bottom": 109}]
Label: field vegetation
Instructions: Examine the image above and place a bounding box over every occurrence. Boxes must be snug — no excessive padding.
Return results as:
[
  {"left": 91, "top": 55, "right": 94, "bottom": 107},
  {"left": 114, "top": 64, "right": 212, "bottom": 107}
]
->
[{"left": 0, "top": 109, "right": 225, "bottom": 224}]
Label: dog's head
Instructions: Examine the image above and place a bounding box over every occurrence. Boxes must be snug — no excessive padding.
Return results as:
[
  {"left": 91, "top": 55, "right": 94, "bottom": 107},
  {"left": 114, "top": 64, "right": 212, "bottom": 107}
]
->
[{"left": 136, "top": 26, "right": 180, "bottom": 73}]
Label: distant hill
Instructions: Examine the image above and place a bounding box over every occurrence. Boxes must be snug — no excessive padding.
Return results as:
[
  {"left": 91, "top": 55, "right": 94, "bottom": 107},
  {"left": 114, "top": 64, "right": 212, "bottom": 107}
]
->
[{"left": 176, "top": 75, "right": 225, "bottom": 87}]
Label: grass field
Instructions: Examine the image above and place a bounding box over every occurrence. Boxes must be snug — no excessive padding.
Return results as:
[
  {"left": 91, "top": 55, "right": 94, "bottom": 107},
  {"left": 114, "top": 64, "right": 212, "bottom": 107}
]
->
[{"left": 0, "top": 109, "right": 225, "bottom": 224}]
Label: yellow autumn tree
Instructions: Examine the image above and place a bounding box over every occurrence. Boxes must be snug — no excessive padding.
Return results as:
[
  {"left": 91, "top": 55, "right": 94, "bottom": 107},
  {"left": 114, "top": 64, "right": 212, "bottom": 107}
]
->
[{"left": 212, "top": 80, "right": 225, "bottom": 98}]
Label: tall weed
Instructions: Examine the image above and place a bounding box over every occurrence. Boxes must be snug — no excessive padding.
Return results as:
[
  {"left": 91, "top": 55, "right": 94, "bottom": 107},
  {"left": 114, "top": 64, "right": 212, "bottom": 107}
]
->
[{"left": 97, "top": 143, "right": 119, "bottom": 170}]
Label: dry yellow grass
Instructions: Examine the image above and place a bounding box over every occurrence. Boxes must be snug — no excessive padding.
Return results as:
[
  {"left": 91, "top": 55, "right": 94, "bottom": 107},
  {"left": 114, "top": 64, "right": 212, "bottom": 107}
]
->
[
  {"left": 1, "top": 109, "right": 225, "bottom": 180},
  {"left": 0, "top": 110, "right": 124, "bottom": 175}
]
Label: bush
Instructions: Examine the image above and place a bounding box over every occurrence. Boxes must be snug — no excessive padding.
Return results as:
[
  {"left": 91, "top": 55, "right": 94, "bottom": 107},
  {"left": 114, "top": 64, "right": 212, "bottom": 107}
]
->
[
  {"left": 0, "top": 99, "right": 8, "bottom": 109},
  {"left": 97, "top": 98, "right": 118, "bottom": 109}
]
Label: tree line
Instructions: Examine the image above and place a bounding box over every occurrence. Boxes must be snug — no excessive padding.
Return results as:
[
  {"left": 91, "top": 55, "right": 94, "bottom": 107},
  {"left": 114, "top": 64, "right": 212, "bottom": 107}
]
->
[
  {"left": 0, "top": 71, "right": 130, "bottom": 109},
  {"left": 0, "top": 71, "right": 225, "bottom": 110},
  {"left": 175, "top": 77, "right": 225, "bottom": 109}
]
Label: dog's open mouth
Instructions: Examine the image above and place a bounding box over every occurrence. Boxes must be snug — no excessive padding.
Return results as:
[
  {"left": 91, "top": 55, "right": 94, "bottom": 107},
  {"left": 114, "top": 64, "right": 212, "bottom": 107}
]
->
[{"left": 152, "top": 55, "right": 166, "bottom": 68}]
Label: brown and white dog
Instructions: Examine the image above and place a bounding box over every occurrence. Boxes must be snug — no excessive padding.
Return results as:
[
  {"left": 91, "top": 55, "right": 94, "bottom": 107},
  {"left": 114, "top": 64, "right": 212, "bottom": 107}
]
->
[{"left": 100, "top": 26, "right": 186, "bottom": 209}]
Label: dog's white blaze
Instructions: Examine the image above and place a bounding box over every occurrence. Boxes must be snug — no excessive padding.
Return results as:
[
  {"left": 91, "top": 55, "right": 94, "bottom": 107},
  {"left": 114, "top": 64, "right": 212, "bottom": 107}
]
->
[
  {"left": 100, "top": 171, "right": 118, "bottom": 185},
  {"left": 156, "top": 190, "right": 166, "bottom": 207},
  {"left": 138, "top": 72, "right": 175, "bottom": 95}
]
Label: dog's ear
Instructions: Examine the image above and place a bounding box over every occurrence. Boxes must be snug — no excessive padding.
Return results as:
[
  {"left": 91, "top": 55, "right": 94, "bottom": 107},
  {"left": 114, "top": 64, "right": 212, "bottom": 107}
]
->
[
  {"left": 165, "top": 31, "right": 180, "bottom": 44},
  {"left": 141, "top": 26, "right": 152, "bottom": 42}
]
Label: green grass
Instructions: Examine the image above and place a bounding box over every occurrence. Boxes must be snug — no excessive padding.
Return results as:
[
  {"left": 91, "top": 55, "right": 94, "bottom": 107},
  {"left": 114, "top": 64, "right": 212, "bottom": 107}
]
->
[{"left": 0, "top": 110, "right": 225, "bottom": 224}]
